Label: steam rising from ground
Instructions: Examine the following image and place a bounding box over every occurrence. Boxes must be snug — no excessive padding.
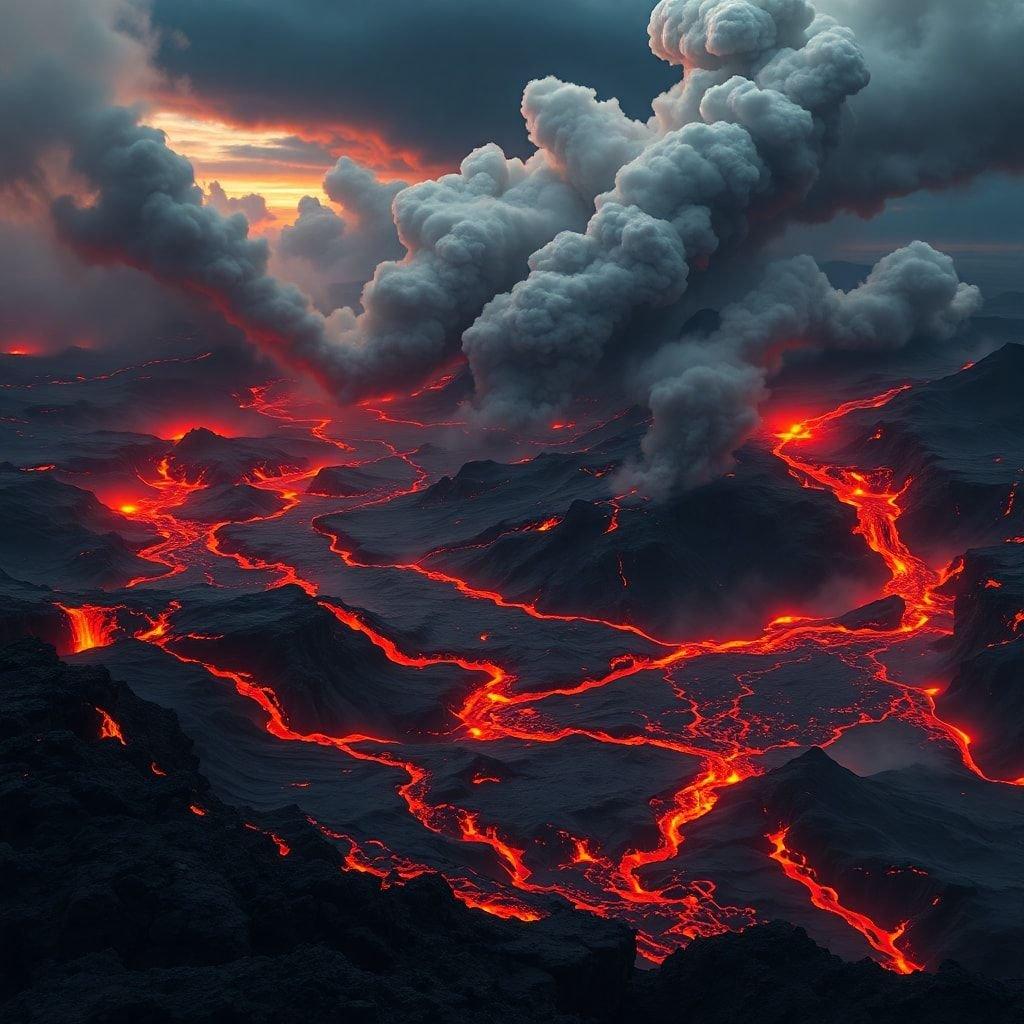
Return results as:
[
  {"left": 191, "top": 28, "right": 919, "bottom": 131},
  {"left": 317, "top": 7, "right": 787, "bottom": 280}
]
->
[{"left": 0, "top": 0, "right": 1018, "bottom": 496}]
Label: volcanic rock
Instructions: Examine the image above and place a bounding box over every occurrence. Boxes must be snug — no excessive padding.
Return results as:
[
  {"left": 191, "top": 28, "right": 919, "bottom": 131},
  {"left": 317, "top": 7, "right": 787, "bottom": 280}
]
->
[
  {"left": 2, "top": 642, "right": 1020, "bottom": 1023},
  {"left": 169, "top": 586, "right": 476, "bottom": 737},
  {"left": 843, "top": 344, "right": 1024, "bottom": 553},
  {"left": 176, "top": 481, "right": 286, "bottom": 523},
  {"left": 169, "top": 428, "right": 329, "bottom": 485},
  {"left": 307, "top": 458, "right": 415, "bottom": 497},
  {"left": 0, "top": 638, "right": 634, "bottom": 1023},
  {"left": 0, "top": 465, "right": 158, "bottom": 589},
  {"left": 940, "top": 542, "right": 1024, "bottom": 780},
  {"left": 427, "top": 449, "right": 888, "bottom": 638},
  {"left": 661, "top": 747, "right": 1024, "bottom": 979}
]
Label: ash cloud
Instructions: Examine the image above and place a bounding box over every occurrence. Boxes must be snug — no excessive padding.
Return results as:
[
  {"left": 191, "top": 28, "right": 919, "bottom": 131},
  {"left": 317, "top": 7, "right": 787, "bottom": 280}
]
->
[
  {"left": 624, "top": 242, "right": 981, "bottom": 495},
  {"left": 274, "top": 158, "right": 407, "bottom": 313},
  {"left": 463, "top": 2, "right": 871, "bottom": 428},
  {"left": 807, "top": 0, "right": 1024, "bottom": 216},
  {"left": 203, "top": 181, "right": 272, "bottom": 225}
]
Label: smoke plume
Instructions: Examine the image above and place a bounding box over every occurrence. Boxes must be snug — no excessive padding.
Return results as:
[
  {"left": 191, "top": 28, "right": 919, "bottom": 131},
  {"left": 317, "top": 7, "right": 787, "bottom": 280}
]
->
[
  {"left": 624, "top": 242, "right": 982, "bottom": 495},
  {"left": 204, "top": 182, "right": 272, "bottom": 225},
  {"left": 274, "top": 157, "right": 407, "bottom": 312}
]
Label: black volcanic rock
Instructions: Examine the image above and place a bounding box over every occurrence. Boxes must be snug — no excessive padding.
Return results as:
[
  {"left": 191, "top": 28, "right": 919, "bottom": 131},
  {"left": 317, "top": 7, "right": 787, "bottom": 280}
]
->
[
  {"left": 169, "top": 428, "right": 330, "bottom": 485},
  {"left": 427, "top": 449, "right": 887, "bottom": 639},
  {"left": 0, "top": 465, "right": 158, "bottom": 589},
  {"left": 633, "top": 921, "right": 1024, "bottom": 1024},
  {"left": 307, "top": 458, "right": 415, "bottom": 497},
  {"left": 833, "top": 595, "right": 906, "bottom": 632},
  {"left": 316, "top": 426, "right": 645, "bottom": 569},
  {"left": 176, "top": 481, "right": 286, "bottom": 523},
  {"left": 939, "top": 542, "right": 1024, "bottom": 780},
  {"left": 420, "top": 460, "right": 510, "bottom": 503},
  {"left": 0, "top": 572, "right": 67, "bottom": 650},
  {"left": 665, "top": 747, "right": 1024, "bottom": 979},
  {"left": 842, "top": 344, "right": 1024, "bottom": 554},
  {"left": 0, "top": 639, "right": 635, "bottom": 1023},
  {"left": 944, "top": 643, "right": 1024, "bottom": 782},
  {"left": 947, "top": 543, "right": 1024, "bottom": 657},
  {"left": 170, "top": 587, "right": 475, "bottom": 737}
]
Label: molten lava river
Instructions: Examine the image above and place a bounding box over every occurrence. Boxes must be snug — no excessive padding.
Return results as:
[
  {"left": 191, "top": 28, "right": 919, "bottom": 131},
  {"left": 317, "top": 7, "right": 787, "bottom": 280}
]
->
[{"left": 6, "top": 348, "right": 1024, "bottom": 977}]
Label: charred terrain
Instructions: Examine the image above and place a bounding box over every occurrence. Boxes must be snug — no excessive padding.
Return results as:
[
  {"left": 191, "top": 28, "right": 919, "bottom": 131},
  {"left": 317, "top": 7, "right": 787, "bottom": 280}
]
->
[{"left": 2, "top": 319, "right": 1024, "bottom": 1021}]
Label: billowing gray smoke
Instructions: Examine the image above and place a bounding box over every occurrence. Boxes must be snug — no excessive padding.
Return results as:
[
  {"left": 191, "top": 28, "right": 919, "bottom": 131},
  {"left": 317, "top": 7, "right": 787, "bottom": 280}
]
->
[
  {"left": 463, "top": 0, "right": 871, "bottom": 429},
  {"left": 51, "top": 107, "right": 338, "bottom": 387},
  {"left": 808, "top": 0, "right": 1024, "bottom": 216},
  {"left": 204, "top": 182, "right": 272, "bottom": 225},
  {"left": 0, "top": 0, "right": 1012, "bottom": 498},
  {"left": 624, "top": 242, "right": 982, "bottom": 494},
  {"left": 275, "top": 157, "right": 407, "bottom": 312}
]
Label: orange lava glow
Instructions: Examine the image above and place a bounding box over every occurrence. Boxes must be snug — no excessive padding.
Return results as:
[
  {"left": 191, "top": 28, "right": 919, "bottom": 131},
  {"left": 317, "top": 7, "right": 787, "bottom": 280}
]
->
[
  {"left": 56, "top": 604, "right": 121, "bottom": 653},
  {"left": 148, "top": 107, "right": 448, "bottom": 219},
  {"left": 244, "top": 822, "right": 292, "bottom": 857},
  {"left": 767, "top": 827, "right": 922, "bottom": 975},
  {"left": 95, "top": 707, "right": 126, "bottom": 744}
]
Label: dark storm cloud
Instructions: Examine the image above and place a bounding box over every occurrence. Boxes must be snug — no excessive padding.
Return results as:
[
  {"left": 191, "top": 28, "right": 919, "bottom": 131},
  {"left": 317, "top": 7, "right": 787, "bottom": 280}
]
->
[
  {"left": 808, "top": 0, "right": 1024, "bottom": 216},
  {"left": 0, "top": 0, "right": 154, "bottom": 188},
  {"left": 150, "top": 0, "right": 676, "bottom": 165},
  {"left": 224, "top": 136, "right": 336, "bottom": 169}
]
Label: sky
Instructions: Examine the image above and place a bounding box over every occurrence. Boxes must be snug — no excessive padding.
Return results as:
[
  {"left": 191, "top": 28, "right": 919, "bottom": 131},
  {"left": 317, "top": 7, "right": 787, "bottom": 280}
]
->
[{"left": 141, "top": 0, "right": 1024, "bottom": 291}]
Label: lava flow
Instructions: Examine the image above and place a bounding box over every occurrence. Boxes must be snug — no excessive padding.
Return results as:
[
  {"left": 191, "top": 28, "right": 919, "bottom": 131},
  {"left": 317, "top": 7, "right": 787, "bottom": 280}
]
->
[
  {"left": 56, "top": 603, "right": 120, "bottom": 653},
  {"left": 42, "top": 358, "right": 1022, "bottom": 976},
  {"left": 767, "top": 828, "right": 923, "bottom": 975}
]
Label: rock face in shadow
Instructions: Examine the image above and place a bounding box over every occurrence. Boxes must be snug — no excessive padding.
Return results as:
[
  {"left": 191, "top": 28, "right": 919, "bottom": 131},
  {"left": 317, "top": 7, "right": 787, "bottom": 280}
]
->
[
  {"left": 842, "top": 344, "right": 1024, "bottom": 554},
  {"left": 427, "top": 449, "right": 887, "bottom": 638},
  {"left": 663, "top": 747, "right": 1024, "bottom": 980},
  {"left": 169, "top": 428, "right": 330, "bottom": 485},
  {"left": 169, "top": 587, "right": 476, "bottom": 737},
  {"left": 940, "top": 542, "right": 1024, "bottom": 780},
  {"left": 307, "top": 458, "right": 416, "bottom": 497},
  {"left": 632, "top": 922, "right": 1024, "bottom": 1024},
  {"left": 0, "top": 464, "right": 158, "bottom": 589},
  {"left": 176, "top": 481, "right": 287, "bottom": 523},
  {"left": 0, "top": 638, "right": 633, "bottom": 1024},
  {"left": 2, "top": 640, "right": 1021, "bottom": 1024}
]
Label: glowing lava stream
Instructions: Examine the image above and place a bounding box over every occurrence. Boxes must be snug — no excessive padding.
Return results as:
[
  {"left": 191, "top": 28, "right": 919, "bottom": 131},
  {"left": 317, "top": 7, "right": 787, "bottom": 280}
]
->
[
  {"left": 131, "top": 603, "right": 545, "bottom": 924},
  {"left": 59, "top": 369, "right": 1023, "bottom": 972},
  {"left": 767, "top": 828, "right": 923, "bottom": 975},
  {"left": 122, "top": 457, "right": 210, "bottom": 588},
  {"left": 56, "top": 603, "right": 121, "bottom": 653}
]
